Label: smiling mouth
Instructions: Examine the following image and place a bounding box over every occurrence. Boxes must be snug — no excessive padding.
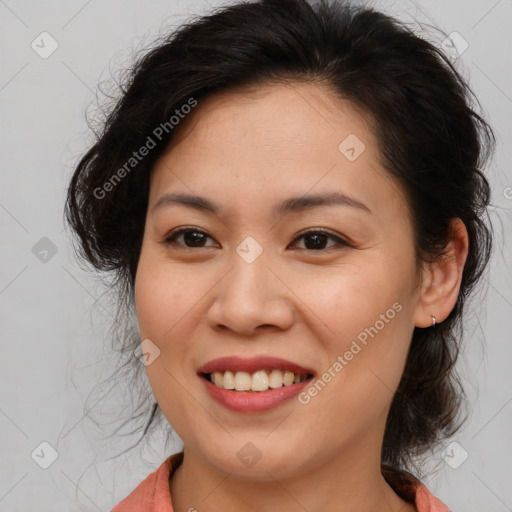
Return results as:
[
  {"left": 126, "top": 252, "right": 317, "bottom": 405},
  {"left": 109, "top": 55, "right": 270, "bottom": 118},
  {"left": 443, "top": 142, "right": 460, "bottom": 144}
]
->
[{"left": 200, "top": 370, "right": 315, "bottom": 393}]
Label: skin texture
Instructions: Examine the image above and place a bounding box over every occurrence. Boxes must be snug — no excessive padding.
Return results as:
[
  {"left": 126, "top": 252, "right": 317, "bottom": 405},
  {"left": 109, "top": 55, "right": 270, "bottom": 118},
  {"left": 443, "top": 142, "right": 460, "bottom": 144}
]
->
[{"left": 134, "top": 81, "right": 469, "bottom": 512}]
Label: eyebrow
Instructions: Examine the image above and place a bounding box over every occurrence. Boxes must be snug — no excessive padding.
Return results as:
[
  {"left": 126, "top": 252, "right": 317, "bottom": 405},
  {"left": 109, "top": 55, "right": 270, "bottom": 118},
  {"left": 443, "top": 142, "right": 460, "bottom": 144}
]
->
[{"left": 152, "top": 191, "right": 372, "bottom": 216}]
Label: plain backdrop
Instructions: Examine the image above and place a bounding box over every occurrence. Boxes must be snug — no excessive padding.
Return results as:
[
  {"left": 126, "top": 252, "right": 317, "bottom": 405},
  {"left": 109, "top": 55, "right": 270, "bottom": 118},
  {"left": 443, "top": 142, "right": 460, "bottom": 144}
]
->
[{"left": 1, "top": 0, "right": 511, "bottom": 511}]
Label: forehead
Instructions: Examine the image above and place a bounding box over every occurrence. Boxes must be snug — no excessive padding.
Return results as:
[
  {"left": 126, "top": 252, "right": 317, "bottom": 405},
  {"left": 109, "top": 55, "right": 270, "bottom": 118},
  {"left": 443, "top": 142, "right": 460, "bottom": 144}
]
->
[
  {"left": 160, "top": 81, "right": 377, "bottom": 161},
  {"left": 149, "top": 81, "right": 407, "bottom": 221}
]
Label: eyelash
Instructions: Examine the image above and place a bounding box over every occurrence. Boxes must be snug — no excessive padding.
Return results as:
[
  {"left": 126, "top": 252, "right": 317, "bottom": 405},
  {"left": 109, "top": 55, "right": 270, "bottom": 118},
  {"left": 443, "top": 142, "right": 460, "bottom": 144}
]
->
[{"left": 161, "top": 227, "right": 352, "bottom": 252}]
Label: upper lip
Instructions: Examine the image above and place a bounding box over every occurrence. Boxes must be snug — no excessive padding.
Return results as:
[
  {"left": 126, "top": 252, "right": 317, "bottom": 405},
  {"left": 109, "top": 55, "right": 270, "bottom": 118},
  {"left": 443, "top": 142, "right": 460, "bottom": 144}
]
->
[{"left": 197, "top": 356, "right": 316, "bottom": 376}]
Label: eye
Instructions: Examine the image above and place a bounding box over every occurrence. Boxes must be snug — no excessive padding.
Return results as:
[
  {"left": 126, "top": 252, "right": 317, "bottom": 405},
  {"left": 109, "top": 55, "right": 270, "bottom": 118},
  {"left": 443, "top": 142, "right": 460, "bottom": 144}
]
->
[
  {"left": 162, "top": 227, "right": 218, "bottom": 248},
  {"left": 288, "top": 228, "right": 351, "bottom": 252},
  {"left": 161, "top": 227, "right": 351, "bottom": 251}
]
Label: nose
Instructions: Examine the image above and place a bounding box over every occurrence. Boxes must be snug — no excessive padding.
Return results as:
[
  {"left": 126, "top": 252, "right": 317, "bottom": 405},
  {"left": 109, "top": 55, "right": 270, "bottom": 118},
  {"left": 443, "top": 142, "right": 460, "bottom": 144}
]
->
[{"left": 206, "top": 249, "right": 295, "bottom": 337}]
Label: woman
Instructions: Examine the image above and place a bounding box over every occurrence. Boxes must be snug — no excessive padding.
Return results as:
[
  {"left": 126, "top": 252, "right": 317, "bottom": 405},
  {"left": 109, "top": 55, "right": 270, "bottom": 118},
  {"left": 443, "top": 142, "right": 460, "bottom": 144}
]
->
[{"left": 65, "top": 0, "right": 495, "bottom": 510}]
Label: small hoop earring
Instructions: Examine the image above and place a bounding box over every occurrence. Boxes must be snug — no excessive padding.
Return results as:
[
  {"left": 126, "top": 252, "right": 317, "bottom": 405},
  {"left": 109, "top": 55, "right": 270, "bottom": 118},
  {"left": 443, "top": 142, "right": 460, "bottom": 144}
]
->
[{"left": 431, "top": 314, "right": 436, "bottom": 328}]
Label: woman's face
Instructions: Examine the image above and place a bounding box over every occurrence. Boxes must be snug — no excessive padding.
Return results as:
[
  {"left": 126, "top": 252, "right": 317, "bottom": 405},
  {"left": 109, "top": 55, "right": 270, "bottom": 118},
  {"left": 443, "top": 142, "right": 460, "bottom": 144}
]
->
[{"left": 134, "top": 82, "right": 425, "bottom": 479}]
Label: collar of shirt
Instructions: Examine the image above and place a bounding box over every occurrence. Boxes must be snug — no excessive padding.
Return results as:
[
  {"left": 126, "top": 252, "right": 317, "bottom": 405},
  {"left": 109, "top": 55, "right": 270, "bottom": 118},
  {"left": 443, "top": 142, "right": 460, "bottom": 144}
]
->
[{"left": 111, "top": 451, "right": 450, "bottom": 512}]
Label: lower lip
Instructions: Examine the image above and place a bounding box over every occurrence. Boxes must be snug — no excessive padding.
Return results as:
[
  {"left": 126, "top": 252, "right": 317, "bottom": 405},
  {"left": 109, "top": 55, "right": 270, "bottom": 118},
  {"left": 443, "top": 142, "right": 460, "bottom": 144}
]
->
[{"left": 200, "top": 374, "right": 312, "bottom": 413}]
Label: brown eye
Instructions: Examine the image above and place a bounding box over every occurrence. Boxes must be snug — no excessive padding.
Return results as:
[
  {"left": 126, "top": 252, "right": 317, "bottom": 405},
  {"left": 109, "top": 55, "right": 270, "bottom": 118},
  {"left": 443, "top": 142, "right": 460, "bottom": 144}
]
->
[
  {"left": 163, "top": 228, "right": 218, "bottom": 248},
  {"left": 161, "top": 227, "right": 351, "bottom": 252},
  {"left": 289, "top": 229, "right": 351, "bottom": 251}
]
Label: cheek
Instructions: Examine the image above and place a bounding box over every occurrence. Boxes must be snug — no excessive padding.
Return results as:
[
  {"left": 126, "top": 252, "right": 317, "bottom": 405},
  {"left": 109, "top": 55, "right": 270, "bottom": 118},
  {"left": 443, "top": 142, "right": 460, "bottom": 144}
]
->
[
  {"left": 300, "top": 258, "right": 410, "bottom": 344},
  {"left": 133, "top": 253, "right": 199, "bottom": 427},
  {"left": 134, "top": 251, "right": 197, "bottom": 340},
  {"left": 300, "top": 257, "right": 414, "bottom": 405}
]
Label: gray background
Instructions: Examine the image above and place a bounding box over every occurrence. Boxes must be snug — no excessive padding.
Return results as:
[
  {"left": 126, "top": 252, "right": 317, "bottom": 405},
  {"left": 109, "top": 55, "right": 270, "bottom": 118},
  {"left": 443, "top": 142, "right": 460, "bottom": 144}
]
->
[{"left": 1, "top": 0, "right": 511, "bottom": 510}]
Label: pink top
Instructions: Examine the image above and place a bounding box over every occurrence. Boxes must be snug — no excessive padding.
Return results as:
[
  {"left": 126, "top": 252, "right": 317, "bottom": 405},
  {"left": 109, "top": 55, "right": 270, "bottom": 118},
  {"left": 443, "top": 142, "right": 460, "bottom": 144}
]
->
[{"left": 111, "top": 451, "right": 451, "bottom": 512}]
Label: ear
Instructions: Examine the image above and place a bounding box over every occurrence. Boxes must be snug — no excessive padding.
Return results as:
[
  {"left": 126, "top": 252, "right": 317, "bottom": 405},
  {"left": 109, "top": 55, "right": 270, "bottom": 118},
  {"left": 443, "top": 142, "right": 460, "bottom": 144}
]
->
[{"left": 413, "top": 218, "right": 469, "bottom": 328}]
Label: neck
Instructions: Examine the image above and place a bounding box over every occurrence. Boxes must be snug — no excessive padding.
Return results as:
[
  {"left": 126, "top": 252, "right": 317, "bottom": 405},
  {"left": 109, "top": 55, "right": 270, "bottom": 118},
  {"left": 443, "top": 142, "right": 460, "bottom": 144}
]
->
[{"left": 169, "top": 441, "right": 416, "bottom": 512}]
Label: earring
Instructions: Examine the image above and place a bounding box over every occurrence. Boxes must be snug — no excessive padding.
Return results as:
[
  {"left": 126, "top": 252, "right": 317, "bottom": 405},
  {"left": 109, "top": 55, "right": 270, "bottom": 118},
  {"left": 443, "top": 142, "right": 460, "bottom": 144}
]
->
[{"left": 431, "top": 314, "right": 436, "bottom": 328}]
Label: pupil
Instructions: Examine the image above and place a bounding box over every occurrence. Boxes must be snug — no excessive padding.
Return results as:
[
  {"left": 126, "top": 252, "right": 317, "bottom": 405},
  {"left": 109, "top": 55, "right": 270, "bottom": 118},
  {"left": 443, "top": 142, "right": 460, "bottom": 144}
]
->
[
  {"left": 184, "top": 231, "right": 205, "bottom": 247},
  {"left": 305, "top": 233, "right": 327, "bottom": 250}
]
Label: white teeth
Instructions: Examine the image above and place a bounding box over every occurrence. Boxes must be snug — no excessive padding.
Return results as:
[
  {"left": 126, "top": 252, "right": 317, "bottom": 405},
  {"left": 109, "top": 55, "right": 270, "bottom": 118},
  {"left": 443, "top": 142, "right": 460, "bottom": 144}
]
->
[
  {"left": 283, "top": 371, "right": 294, "bottom": 386},
  {"left": 251, "top": 370, "right": 269, "bottom": 391},
  {"left": 221, "top": 370, "right": 234, "bottom": 389},
  {"left": 234, "top": 371, "right": 251, "bottom": 391},
  {"left": 208, "top": 369, "right": 309, "bottom": 392},
  {"left": 268, "top": 369, "right": 283, "bottom": 389},
  {"left": 212, "top": 371, "right": 224, "bottom": 387}
]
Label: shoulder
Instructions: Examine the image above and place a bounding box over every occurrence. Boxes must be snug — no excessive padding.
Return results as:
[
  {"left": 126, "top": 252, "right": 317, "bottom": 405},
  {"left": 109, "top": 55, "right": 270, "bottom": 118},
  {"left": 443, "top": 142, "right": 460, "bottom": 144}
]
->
[
  {"left": 111, "top": 452, "right": 183, "bottom": 512},
  {"left": 382, "top": 465, "right": 451, "bottom": 512},
  {"left": 414, "top": 482, "right": 451, "bottom": 512}
]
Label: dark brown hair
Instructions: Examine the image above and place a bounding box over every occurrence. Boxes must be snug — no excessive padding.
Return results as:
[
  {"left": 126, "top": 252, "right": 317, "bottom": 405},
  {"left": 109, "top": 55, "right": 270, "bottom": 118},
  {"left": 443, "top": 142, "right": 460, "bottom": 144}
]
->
[{"left": 64, "top": 0, "right": 495, "bottom": 482}]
